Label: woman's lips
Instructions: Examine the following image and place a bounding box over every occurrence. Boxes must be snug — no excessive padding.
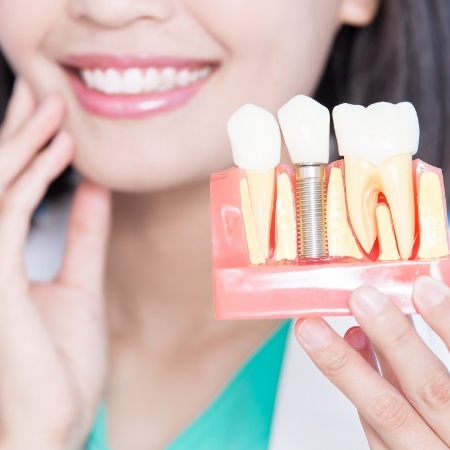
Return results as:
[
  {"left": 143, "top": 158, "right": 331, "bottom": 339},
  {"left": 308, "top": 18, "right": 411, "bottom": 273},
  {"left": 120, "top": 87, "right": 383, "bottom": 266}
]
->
[{"left": 64, "top": 54, "right": 217, "bottom": 119}]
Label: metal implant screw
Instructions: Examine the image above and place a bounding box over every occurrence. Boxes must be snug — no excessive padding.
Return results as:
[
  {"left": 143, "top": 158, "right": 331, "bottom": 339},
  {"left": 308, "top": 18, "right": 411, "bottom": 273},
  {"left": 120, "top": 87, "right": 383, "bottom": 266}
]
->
[{"left": 295, "top": 164, "right": 328, "bottom": 259}]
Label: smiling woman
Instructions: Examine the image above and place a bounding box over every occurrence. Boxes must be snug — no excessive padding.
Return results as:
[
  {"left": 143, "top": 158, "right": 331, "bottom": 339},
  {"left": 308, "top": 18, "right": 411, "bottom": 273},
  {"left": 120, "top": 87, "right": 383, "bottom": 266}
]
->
[{"left": 0, "top": 0, "right": 449, "bottom": 449}]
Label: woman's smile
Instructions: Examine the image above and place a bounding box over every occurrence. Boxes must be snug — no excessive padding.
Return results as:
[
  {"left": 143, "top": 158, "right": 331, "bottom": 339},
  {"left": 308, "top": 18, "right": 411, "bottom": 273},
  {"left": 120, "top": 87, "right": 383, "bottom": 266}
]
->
[{"left": 63, "top": 54, "right": 218, "bottom": 117}]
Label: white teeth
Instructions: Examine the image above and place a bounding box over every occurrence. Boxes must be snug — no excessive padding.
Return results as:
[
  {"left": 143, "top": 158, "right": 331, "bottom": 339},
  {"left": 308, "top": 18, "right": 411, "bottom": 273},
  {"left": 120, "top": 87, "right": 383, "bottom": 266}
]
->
[
  {"left": 94, "top": 69, "right": 104, "bottom": 91},
  {"left": 278, "top": 95, "right": 330, "bottom": 164},
  {"left": 159, "top": 67, "right": 177, "bottom": 91},
  {"left": 103, "top": 68, "right": 122, "bottom": 94},
  {"left": 123, "top": 68, "right": 144, "bottom": 94},
  {"left": 81, "top": 70, "right": 95, "bottom": 89},
  {"left": 80, "top": 65, "right": 212, "bottom": 95},
  {"left": 227, "top": 104, "right": 281, "bottom": 171},
  {"left": 333, "top": 102, "right": 419, "bottom": 166},
  {"left": 144, "top": 68, "right": 160, "bottom": 92},
  {"left": 176, "top": 69, "right": 191, "bottom": 87}
]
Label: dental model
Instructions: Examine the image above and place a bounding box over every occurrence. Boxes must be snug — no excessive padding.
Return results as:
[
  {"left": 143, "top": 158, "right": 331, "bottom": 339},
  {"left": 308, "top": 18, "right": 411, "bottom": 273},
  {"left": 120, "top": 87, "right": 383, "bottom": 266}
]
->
[
  {"left": 227, "top": 105, "right": 281, "bottom": 263},
  {"left": 210, "top": 97, "right": 450, "bottom": 320}
]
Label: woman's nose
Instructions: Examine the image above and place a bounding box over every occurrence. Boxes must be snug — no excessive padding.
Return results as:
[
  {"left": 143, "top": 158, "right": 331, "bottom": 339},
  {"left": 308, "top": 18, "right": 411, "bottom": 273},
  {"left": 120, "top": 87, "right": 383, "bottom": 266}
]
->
[{"left": 69, "top": 0, "right": 175, "bottom": 28}]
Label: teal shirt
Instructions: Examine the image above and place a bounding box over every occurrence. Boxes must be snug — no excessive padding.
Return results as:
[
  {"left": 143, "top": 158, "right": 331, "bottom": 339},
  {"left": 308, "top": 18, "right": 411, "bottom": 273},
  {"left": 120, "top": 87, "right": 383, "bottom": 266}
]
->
[{"left": 85, "top": 321, "right": 290, "bottom": 449}]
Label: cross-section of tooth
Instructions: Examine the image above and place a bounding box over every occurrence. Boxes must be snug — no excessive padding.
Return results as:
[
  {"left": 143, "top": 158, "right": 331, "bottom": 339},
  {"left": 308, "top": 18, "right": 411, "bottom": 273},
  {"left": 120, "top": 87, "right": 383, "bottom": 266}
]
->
[
  {"left": 228, "top": 105, "right": 281, "bottom": 260},
  {"left": 278, "top": 95, "right": 330, "bottom": 259},
  {"left": 333, "top": 102, "right": 419, "bottom": 260},
  {"left": 418, "top": 172, "right": 450, "bottom": 259},
  {"left": 376, "top": 204, "right": 400, "bottom": 261},
  {"left": 275, "top": 173, "right": 297, "bottom": 261},
  {"left": 327, "top": 167, "right": 363, "bottom": 259}
]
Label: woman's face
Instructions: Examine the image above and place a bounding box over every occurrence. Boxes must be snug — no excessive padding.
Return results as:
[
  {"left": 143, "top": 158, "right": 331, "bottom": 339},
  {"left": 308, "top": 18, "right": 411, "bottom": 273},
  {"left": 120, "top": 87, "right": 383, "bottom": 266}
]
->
[{"left": 0, "top": 0, "right": 362, "bottom": 191}]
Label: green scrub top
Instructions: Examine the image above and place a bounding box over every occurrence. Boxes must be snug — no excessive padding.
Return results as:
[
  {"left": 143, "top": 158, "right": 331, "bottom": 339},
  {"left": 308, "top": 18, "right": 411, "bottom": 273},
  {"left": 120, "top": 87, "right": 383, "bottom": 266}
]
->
[{"left": 85, "top": 321, "right": 291, "bottom": 450}]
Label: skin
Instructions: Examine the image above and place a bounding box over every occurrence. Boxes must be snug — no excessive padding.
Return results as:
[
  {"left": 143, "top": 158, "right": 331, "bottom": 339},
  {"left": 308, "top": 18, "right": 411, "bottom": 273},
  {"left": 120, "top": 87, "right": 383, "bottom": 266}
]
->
[{"left": 1, "top": 0, "right": 449, "bottom": 449}]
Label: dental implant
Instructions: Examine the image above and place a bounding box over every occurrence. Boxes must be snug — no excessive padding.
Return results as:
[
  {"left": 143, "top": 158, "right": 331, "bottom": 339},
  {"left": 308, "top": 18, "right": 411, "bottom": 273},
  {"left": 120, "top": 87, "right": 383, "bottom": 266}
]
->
[{"left": 278, "top": 95, "right": 330, "bottom": 259}]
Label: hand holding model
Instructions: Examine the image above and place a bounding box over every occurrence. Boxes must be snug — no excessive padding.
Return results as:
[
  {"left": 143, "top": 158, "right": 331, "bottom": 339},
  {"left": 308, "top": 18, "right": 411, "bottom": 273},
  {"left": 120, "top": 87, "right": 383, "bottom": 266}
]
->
[
  {"left": 0, "top": 80, "right": 110, "bottom": 449},
  {"left": 296, "top": 279, "right": 450, "bottom": 450}
]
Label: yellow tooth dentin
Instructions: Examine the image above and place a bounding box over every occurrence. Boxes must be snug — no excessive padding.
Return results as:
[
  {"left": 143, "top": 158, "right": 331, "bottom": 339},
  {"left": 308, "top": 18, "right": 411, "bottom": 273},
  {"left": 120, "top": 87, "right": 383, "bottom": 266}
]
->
[
  {"left": 275, "top": 173, "right": 297, "bottom": 261},
  {"left": 376, "top": 204, "right": 400, "bottom": 261},
  {"left": 344, "top": 155, "right": 415, "bottom": 260},
  {"left": 246, "top": 169, "right": 275, "bottom": 260},
  {"left": 240, "top": 178, "right": 266, "bottom": 265},
  {"left": 418, "top": 172, "right": 450, "bottom": 259},
  {"left": 326, "top": 168, "right": 363, "bottom": 259}
]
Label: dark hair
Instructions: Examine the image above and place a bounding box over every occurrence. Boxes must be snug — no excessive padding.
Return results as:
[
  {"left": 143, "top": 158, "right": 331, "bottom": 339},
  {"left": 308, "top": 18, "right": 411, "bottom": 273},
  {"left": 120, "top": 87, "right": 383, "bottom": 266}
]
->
[
  {"left": 1, "top": 0, "right": 450, "bottom": 198},
  {"left": 315, "top": 0, "right": 450, "bottom": 198}
]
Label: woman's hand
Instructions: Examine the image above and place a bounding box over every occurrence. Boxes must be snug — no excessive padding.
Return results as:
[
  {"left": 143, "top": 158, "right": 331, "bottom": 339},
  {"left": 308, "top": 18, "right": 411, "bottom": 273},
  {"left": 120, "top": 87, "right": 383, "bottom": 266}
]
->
[
  {"left": 0, "top": 79, "right": 111, "bottom": 449},
  {"left": 295, "top": 276, "right": 450, "bottom": 450}
]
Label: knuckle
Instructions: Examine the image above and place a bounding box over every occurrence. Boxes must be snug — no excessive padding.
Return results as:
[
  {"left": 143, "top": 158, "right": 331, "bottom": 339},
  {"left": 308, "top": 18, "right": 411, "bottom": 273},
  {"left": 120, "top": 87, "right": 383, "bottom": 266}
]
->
[
  {"left": 383, "top": 322, "right": 412, "bottom": 350},
  {"left": 369, "top": 393, "right": 410, "bottom": 431},
  {"left": 415, "top": 370, "right": 450, "bottom": 411},
  {"left": 321, "top": 350, "right": 354, "bottom": 378}
]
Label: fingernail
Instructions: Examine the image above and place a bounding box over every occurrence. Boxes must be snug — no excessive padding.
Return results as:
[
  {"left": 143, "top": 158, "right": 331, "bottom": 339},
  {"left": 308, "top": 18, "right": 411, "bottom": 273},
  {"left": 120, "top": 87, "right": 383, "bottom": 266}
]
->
[
  {"left": 350, "top": 285, "right": 390, "bottom": 317},
  {"left": 414, "top": 276, "right": 449, "bottom": 308},
  {"left": 296, "top": 318, "right": 330, "bottom": 349},
  {"left": 345, "top": 326, "right": 368, "bottom": 351}
]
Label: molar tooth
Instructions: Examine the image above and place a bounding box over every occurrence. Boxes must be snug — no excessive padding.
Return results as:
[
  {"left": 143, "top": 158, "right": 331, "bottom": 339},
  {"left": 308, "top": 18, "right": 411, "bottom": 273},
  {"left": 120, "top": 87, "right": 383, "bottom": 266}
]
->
[{"left": 333, "top": 102, "right": 419, "bottom": 259}]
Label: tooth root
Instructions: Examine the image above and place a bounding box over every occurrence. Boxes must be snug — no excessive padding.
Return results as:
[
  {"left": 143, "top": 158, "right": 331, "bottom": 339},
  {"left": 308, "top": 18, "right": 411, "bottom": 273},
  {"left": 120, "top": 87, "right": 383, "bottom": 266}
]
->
[
  {"left": 246, "top": 169, "right": 275, "bottom": 260},
  {"left": 240, "top": 178, "right": 266, "bottom": 265},
  {"left": 418, "top": 172, "right": 450, "bottom": 259},
  {"left": 376, "top": 204, "right": 400, "bottom": 261},
  {"left": 275, "top": 173, "right": 297, "bottom": 261},
  {"left": 327, "top": 168, "right": 363, "bottom": 259},
  {"left": 344, "top": 156, "right": 379, "bottom": 254},
  {"left": 380, "top": 155, "right": 415, "bottom": 260}
]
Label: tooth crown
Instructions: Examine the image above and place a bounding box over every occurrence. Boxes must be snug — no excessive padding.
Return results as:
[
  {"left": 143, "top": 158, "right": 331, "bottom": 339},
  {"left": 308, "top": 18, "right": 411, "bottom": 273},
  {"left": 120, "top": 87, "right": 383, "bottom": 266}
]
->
[
  {"left": 333, "top": 102, "right": 420, "bottom": 166},
  {"left": 227, "top": 104, "right": 281, "bottom": 171},
  {"left": 278, "top": 95, "right": 330, "bottom": 164}
]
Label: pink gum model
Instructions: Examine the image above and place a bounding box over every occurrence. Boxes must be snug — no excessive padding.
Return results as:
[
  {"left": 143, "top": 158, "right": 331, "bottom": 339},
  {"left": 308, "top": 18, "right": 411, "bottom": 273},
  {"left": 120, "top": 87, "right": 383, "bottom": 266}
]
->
[{"left": 210, "top": 159, "right": 450, "bottom": 319}]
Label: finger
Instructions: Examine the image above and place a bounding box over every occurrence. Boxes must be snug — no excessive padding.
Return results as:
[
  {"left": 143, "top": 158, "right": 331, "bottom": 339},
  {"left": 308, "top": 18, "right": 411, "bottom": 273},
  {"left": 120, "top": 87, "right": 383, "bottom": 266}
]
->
[
  {"left": 359, "top": 414, "right": 391, "bottom": 450},
  {"left": 413, "top": 276, "right": 450, "bottom": 349},
  {"left": 295, "top": 318, "right": 447, "bottom": 450},
  {"left": 377, "top": 316, "right": 415, "bottom": 394},
  {"left": 0, "top": 132, "right": 74, "bottom": 278},
  {"left": 376, "top": 349, "right": 403, "bottom": 394},
  {"left": 0, "top": 78, "right": 37, "bottom": 141},
  {"left": 0, "top": 95, "right": 65, "bottom": 196},
  {"left": 344, "top": 327, "right": 388, "bottom": 449},
  {"left": 350, "top": 286, "right": 450, "bottom": 446},
  {"left": 57, "top": 181, "right": 111, "bottom": 298}
]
